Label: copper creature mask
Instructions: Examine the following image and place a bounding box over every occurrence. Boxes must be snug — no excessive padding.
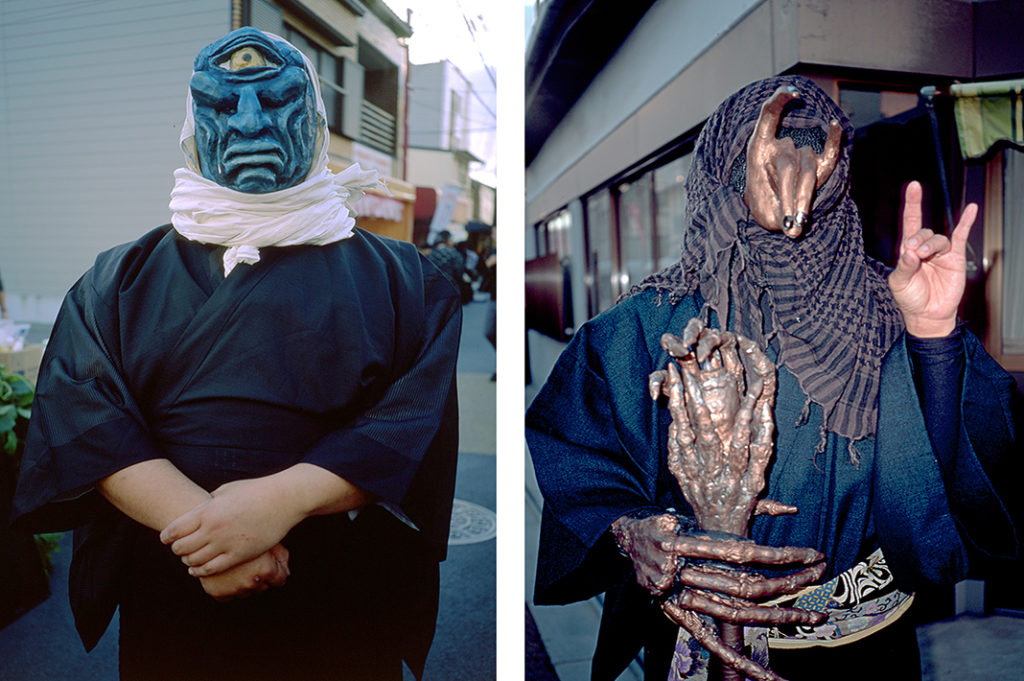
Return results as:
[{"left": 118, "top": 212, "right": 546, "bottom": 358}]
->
[{"left": 744, "top": 85, "right": 841, "bottom": 238}]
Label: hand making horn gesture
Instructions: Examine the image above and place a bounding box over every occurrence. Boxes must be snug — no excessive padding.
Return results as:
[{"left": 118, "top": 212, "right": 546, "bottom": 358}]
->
[
  {"left": 888, "top": 180, "right": 977, "bottom": 338},
  {"left": 744, "top": 85, "right": 842, "bottom": 238}
]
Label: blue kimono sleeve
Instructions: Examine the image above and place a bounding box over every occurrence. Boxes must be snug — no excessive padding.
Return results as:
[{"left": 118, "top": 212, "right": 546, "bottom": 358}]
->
[
  {"left": 873, "top": 331, "right": 1019, "bottom": 590},
  {"left": 527, "top": 294, "right": 687, "bottom": 604},
  {"left": 12, "top": 234, "right": 167, "bottom": 533},
  {"left": 299, "top": 263, "right": 462, "bottom": 554}
]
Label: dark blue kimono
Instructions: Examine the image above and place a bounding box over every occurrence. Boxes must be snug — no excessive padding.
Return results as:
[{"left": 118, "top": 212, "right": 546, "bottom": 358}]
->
[
  {"left": 12, "top": 226, "right": 461, "bottom": 680},
  {"left": 526, "top": 289, "right": 1018, "bottom": 680}
]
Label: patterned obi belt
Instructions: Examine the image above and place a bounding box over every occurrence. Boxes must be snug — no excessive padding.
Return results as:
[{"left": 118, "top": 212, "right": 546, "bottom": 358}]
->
[{"left": 766, "top": 547, "right": 913, "bottom": 648}]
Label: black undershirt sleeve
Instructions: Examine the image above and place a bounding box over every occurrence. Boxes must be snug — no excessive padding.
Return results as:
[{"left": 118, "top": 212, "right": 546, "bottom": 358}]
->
[{"left": 906, "top": 327, "right": 965, "bottom": 477}]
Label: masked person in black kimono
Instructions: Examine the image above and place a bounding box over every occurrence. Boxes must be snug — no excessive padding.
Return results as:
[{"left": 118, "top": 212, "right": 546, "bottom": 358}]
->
[
  {"left": 12, "top": 28, "right": 461, "bottom": 681},
  {"left": 526, "top": 76, "right": 1019, "bottom": 681}
]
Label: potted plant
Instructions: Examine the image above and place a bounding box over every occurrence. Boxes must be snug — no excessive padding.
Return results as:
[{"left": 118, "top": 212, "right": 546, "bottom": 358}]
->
[{"left": 0, "top": 365, "right": 56, "bottom": 628}]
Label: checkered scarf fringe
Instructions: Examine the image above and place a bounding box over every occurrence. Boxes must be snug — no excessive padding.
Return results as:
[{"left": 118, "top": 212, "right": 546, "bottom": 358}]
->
[{"left": 626, "top": 76, "right": 904, "bottom": 457}]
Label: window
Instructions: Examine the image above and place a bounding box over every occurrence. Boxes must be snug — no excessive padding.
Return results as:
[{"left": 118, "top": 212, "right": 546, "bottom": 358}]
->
[
  {"left": 282, "top": 25, "right": 347, "bottom": 136},
  {"left": 585, "top": 190, "right": 614, "bottom": 315},
  {"left": 357, "top": 39, "right": 399, "bottom": 155},
  {"left": 838, "top": 85, "right": 917, "bottom": 130},
  {"left": 617, "top": 174, "right": 654, "bottom": 296},
  {"left": 984, "top": 148, "right": 1024, "bottom": 370},
  {"left": 654, "top": 154, "right": 691, "bottom": 271}
]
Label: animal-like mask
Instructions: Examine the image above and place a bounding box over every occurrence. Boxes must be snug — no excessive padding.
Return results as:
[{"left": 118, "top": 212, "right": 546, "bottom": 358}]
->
[{"left": 190, "top": 28, "right": 317, "bottom": 193}]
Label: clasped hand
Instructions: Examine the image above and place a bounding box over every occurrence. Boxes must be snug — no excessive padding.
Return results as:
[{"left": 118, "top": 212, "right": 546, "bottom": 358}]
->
[{"left": 160, "top": 477, "right": 304, "bottom": 601}]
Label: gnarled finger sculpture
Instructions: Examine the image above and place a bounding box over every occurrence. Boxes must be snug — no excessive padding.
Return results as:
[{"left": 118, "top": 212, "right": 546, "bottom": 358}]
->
[{"left": 650, "top": 319, "right": 827, "bottom": 680}]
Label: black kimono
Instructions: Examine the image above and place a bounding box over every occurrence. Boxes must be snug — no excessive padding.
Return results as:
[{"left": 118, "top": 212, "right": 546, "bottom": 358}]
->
[{"left": 12, "top": 226, "right": 461, "bottom": 680}]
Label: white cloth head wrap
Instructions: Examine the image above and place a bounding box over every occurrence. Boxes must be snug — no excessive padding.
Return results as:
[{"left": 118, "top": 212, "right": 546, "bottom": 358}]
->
[{"left": 170, "top": 30, "right": 385, "bottom": 275}]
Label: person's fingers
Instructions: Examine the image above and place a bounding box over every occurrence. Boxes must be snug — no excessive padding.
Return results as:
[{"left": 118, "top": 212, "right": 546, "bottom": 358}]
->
[
  {"left": 771, "top": 140, "right": 799, "bottom": 233},
  {"left": 159, "top": 512, "right": 202, "bottom": 545},
  {"left": 719, "top": 333, "right": 744, "bottom": 386},
  {"left": 754, "top": 498, "right": 797, "bottom": 516},
  {"left": 680, "top": 366, "right": 714, "bottom": 438},
  {"left": 264, "top": 561, "right": 289, "bottom": 588},
  {"left": 911, "top": 232, "right": 952, "bottom": 260},
  {"left": 661, "top": 331, "right": 690, "bottom": 358},
  {"left": 179, "top": 543, "right": 218, "bottom": 568},
  {"left": 901, "top": 181, "right": 924, "bottom": 246},
  {"left": 188, "top": 553, "right": 232, "bottom": 578},
  {"left": 952, "top": 202, "right": 978, "bottom": 256},
  {"left": 681, "top": 317, "right": 707, "bottom": 352},
  {"left": 169, "top": 533, "right": 208, "bottom": 557},
  {"left": 816, "top": 119, "right": 842, "bottom": 187},
  {"left": 695, "top": 328, "right": 724, "bottom": 366},
  {"left": 664, "top": 606, "right": 785, "bottom": 681},
  {"left": 789, "top": 146, "right": 818, "bottom": 238}
]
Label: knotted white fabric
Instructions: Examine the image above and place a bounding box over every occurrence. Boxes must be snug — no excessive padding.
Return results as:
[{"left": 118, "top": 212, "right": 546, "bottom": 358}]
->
[{"left": 170, "top": 30, "right": 385, "bottom": 275}]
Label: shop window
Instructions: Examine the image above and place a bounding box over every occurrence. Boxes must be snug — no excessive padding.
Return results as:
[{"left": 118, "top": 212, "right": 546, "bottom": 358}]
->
[
  {"left": 527, "top": 210, "right": 574, "bottom": 341},
  {"left": 617, "top": 174, "right": 654, "bottom": 296},
  {"left": 585, "top": 190, "right": 614, "bottom": 315},
  {"left": 984, "top": 148, "right": 1024, "bottom": 370},
  {"left": 839, "top": 85, "right": 918, "bottom": 130},
  {"left": 654, "top": 155, "right": 691, "bottom": 271}
]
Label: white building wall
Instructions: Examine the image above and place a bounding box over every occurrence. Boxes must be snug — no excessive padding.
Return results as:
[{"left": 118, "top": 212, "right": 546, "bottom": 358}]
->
[
  {"left": 408, "top": 62, "right": 447, "bottom": 149},
  {"left": 406, "top": 147, "right": 461, "bottom": 188},
  {"left": 0, "top": 0, "right": 229, "bottom": 323}
]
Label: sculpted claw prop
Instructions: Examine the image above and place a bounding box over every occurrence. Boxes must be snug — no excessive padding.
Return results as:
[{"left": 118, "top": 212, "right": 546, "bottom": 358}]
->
[{"left": 642, "top": 318, "right": 827, "bottom": 681}]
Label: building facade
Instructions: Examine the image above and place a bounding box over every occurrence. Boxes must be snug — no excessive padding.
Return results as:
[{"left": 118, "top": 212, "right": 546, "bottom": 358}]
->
[
  {"left": 0, "top": 0, "right": 416, "bottom": 323},
  {"left": 525, "top": 0, "right": 1024, "bottom": 381},
  {"left": 407, "top": 59, "right": 494, "bottom": 245}
]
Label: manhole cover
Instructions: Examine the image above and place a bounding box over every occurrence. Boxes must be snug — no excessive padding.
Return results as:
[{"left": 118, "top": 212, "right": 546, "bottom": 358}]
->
[{"left": 448, "top": 498, "right": 496, "bottom": 545}]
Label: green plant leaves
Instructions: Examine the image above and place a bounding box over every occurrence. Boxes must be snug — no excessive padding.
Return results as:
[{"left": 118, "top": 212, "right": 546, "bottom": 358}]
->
[{"left": 0, "top": 364, "right": 35, "bottom": 459}]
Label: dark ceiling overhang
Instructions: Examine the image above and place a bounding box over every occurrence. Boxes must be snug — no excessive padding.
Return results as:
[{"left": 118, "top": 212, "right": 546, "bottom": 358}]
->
[{"left": 525, "top": 0, "right": 657, "bottom": 165}]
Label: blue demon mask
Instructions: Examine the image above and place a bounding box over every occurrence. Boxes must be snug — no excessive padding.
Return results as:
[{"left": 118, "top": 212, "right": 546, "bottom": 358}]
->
[{"left": 190, "top": 28, "right": 318, "bottom": 193}]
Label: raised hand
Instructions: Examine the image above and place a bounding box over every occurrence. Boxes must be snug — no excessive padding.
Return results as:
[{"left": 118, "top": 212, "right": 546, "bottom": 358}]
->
[
  {"left": 888, "top": 180, "right": 977, "bottom": 337},
  {"left": 744, "top": 85, "right": 842, "bottom": 238}
]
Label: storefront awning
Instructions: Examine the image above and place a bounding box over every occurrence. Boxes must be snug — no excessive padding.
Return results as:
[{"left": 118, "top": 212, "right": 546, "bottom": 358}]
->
[{"left": 950, "top": 78, "right": 1024, "bottom": 159}]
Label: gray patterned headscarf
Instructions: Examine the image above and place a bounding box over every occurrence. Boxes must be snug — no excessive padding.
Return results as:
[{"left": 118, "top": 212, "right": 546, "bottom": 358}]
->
[{"left": 629, "top": 76, "right": 903, "bottom": 453}]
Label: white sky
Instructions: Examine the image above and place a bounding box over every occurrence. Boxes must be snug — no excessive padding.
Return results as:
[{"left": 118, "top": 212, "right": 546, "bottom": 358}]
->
[{"left": 382, "top": 0, "right": 499, "bottom": 185}]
